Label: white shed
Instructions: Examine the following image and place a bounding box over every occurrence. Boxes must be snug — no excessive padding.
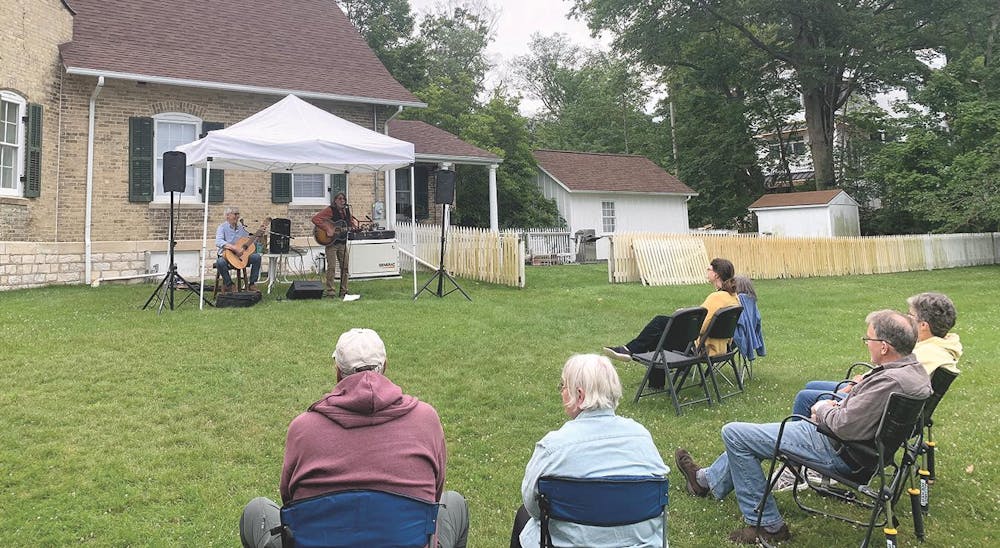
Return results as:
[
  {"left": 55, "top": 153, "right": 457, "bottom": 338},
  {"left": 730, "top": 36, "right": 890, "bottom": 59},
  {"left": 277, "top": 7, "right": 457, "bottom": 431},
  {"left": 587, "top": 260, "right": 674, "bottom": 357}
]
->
[
  {"left": 748, "top": 189, "right": 861, "bottom": 237},
  {"left": 532, "top": 150, "right": 697, "bottom": 259}
]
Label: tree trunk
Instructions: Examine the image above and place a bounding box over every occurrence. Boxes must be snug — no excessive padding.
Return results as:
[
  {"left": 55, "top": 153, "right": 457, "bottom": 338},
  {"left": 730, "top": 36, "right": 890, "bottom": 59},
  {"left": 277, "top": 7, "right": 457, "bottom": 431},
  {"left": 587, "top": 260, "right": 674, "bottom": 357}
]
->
[{"left": 802, "top": 86, "right": 837, "bottom": 189}]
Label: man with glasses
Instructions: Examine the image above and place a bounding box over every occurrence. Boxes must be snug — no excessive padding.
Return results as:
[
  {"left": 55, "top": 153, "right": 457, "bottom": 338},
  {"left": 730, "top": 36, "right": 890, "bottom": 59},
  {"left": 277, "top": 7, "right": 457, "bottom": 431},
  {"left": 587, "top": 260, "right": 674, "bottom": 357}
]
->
[
  {"left": 790, "top": 292, "right": 961, "bottom": 416},
  {"left": 674, "top": 310, "right": 931, "bottom": 544}
]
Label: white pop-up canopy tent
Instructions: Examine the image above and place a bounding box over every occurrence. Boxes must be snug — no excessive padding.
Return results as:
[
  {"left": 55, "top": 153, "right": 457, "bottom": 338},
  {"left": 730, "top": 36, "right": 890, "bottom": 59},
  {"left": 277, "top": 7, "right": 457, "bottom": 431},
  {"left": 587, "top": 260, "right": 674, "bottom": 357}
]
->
[{"left": 176, "top": 94, "right": 416, "bottom": 308}]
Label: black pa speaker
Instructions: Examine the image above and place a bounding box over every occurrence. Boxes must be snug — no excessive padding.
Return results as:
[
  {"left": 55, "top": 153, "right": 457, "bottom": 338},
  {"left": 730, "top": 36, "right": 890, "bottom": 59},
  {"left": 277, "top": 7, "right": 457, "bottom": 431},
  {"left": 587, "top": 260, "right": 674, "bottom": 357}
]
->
[
  {"left": 270, "top": 218, "right": 291, "bottom": 254},
  {"left": 286, "top": 280, "right": 324, "bottom": 300},
  {"left": 162, "top": 151, "right": 187, "bottom": 192},
  {"left": 434, "top": 170, "right": 456, "bottom": 205}
]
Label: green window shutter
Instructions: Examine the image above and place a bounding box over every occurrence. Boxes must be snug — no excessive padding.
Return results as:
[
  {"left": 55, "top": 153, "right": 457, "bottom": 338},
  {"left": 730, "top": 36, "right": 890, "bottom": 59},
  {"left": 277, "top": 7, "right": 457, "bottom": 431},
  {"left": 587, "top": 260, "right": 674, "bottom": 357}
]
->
[
  {"left": 128, "top": 117, "right": 154, "bottom": 202},
  {"left": 415, "top": 166, "right": 429, "bottom": 219},
  {"left": 330, "top": 173, "right": 347, "bottom": 196},
  {"left": 200, "top": 121, "right": 225, "bottom": 202},
  {"left": 22, "top": 103, "right": 42, "bottom": 198},
  {"left": 271, "top": 173, "right": 292, "bottom": 203}
]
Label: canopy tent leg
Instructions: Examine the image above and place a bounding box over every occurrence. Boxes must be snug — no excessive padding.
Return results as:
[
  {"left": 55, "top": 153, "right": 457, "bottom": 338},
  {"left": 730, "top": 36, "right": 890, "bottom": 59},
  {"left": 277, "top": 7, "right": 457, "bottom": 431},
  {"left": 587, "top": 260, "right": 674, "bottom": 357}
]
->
[{"left": 198, "top": 159, "right": 213, "bottom": 310}]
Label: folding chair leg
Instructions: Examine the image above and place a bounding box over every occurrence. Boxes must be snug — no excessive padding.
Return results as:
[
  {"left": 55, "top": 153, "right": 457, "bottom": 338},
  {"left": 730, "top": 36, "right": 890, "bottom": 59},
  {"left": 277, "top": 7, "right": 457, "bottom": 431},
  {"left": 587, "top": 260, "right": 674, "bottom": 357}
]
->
[
  {"left": 918, "top": 468, "right": 931, "bottom": 514},
  {"left": 908, "top": 487, "right": 925, "bottom": 541}
]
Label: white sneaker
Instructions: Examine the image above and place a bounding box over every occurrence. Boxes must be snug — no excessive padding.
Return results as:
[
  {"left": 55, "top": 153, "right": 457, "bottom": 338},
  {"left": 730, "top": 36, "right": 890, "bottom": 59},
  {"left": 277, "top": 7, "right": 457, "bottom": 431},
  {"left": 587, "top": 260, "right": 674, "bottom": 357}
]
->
[
  {"left": 771, "top": 467, "right": 804, "bottom": 492},
  {"left": 342, "top": 294, "right": 360, "bottom": 302}
]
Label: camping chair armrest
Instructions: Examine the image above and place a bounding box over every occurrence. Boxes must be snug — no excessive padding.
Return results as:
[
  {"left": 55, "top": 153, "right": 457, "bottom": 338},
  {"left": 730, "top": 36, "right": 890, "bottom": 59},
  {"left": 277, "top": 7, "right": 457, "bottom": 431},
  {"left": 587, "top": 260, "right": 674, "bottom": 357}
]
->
[
  {"left": 845, "top": 361, "right": 875, "bottom": 378},
  {"left": 769, "top": 414, "right": 820, "bottom": 460}
]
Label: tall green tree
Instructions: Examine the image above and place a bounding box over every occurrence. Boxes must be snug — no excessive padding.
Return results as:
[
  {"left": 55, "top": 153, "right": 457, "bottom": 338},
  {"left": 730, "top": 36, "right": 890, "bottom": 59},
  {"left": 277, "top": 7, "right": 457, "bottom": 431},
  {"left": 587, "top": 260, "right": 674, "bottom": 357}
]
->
[
  {"left": 573, "top": 0, "right": 957, "bottom": 189},
  {"left": 337, "top": 0, "right": 429, "bottom": 90}
]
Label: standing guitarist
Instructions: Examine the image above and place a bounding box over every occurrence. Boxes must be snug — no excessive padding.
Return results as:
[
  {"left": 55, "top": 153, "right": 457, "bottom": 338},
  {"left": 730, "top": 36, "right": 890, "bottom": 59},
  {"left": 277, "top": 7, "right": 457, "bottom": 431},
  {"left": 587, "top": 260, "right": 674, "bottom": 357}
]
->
[
  {"left": 215, "top": 206, "right": 262, "bottom": 293},
  {"left": 311, "top": 192, "right": 358, "bottom": 298}
]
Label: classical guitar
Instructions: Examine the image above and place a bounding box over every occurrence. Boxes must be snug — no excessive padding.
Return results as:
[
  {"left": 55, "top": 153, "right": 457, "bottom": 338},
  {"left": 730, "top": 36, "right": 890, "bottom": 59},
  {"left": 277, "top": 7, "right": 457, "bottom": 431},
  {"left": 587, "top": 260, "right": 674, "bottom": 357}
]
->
[
  {"left": 314, "top": 219, "right": 350, "bottom": 246},
  {"left": 223, "top": 217, "right": 271, "bottom": 269}
]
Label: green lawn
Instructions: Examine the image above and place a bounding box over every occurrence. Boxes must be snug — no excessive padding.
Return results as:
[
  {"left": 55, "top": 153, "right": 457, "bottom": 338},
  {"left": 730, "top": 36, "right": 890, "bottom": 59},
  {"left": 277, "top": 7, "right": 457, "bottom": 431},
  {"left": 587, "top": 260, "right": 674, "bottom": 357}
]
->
[{"left": 2, "top": 265, "right": 997, "bottom": 546}]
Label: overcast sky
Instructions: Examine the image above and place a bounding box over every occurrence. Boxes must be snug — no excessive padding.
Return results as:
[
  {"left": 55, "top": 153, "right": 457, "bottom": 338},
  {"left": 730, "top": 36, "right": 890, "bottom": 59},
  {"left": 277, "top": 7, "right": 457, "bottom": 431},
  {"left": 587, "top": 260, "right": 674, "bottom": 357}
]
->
[{"left": 406, "top": 0, "right": 611, "bottom": 113}]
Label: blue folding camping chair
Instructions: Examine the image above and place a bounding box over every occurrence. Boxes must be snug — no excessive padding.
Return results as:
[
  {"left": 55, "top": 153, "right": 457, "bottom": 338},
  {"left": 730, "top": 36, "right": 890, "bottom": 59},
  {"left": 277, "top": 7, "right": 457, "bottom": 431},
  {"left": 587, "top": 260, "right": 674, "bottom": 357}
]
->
[
  {"left": 537, "top": 475, "right": 669, "bottom": 547},
  {"left": 275, "top": 489, "right": 439, "bottom": 548}
]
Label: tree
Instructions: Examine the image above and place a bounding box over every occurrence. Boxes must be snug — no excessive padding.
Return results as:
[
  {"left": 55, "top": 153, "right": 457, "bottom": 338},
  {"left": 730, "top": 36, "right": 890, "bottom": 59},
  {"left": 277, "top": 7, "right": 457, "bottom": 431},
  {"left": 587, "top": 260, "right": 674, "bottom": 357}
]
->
[
  {"left": 337, "top": 0, "right": 429, "bottom": 90},
  {"left": 573, "top": 0, "right": 957, "bottom": 189}
]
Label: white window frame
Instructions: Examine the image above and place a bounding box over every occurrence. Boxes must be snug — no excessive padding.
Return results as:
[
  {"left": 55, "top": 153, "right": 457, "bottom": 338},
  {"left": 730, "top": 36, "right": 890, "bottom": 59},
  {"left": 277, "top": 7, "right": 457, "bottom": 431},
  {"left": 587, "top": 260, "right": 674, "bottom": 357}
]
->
[
  {"left": 153, "top": 112, "right": 202, "bottom": 203},
  {"left": 290, "top": 173, "right": 349, "bottom": 205},
  {"left": 0, "top": 91, "right": 26, "bottom": 197},
  {"left": 601, "top": 201, "right": 616, "bottom": 233}
]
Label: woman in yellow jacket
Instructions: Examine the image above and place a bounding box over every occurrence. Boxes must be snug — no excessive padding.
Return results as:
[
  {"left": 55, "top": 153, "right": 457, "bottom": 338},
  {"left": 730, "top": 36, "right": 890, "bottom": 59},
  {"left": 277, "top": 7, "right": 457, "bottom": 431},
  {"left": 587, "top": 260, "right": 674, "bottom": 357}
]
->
[{"left": 603, "top": 258, "right": 739, "bottom": 388}]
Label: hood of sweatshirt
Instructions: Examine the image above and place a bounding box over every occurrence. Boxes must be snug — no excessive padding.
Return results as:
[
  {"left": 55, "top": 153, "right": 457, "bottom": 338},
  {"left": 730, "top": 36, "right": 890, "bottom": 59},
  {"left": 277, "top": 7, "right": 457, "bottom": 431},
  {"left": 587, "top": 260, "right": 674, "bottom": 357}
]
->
[
  {"left": 915, "top": 333, "right": 963, "bottom": 369},
  {"left": 308, "top": 371, "right": 419, "bottom": 429}
]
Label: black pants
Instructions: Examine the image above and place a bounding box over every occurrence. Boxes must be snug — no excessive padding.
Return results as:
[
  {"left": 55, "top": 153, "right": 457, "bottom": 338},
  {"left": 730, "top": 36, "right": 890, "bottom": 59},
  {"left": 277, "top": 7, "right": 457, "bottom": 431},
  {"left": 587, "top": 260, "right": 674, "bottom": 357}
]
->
[
  {"left": 510, "top": 505, "right": 531, "bottom": 548},
  {"left": 627, "top": 315, "right": 672, "bottom": 388}
]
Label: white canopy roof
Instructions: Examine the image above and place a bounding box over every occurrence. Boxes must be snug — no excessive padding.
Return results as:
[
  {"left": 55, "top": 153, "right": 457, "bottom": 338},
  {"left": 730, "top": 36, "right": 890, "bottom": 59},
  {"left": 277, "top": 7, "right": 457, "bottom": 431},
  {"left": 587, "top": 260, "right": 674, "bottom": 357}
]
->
[{"left": 176, "top": 94, "right": 414, "bottom": 173}]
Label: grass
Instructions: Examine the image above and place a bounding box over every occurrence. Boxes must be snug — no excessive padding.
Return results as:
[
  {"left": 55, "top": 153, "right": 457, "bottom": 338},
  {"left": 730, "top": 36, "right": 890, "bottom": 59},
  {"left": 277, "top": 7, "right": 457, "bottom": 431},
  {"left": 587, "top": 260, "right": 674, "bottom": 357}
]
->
[{"left": 1, "top": 264, "right": 998, "bottom": 546}]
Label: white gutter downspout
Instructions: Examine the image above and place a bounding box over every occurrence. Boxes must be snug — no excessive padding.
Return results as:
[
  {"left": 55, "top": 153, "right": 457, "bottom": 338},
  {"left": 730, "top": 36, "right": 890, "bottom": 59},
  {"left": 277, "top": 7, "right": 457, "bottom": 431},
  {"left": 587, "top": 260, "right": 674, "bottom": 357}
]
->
[
  {"left": 384, "top": 106, "right": 404, "bottom": 230},
  {"left": 84, "top": 75, "right": 105, "bottom": 285}
]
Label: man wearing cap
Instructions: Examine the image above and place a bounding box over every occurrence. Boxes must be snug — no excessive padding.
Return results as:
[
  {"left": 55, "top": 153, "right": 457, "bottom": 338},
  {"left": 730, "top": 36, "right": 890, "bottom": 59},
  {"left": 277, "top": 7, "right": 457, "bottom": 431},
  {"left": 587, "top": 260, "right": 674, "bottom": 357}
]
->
[{"left": 240, "top": 328, "right": 469, "bottom": 548}]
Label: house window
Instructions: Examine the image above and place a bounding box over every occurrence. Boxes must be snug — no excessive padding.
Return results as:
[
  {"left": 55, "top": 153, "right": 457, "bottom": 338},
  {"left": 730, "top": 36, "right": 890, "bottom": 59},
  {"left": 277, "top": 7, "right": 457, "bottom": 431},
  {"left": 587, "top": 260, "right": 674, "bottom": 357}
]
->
[
  {"left": 395, "top": 166, "right": 429, "bottom": 221},
  {"left": 292, "top": 173, "right": 346, "bottom": 204},
  {"left": 153, "top": 112, "right": 200, "bottom": 200},
  {"left": 0, "top": 91, "right": 26, "bottom": 196},
  {"left": 602, "top": 201, "right": 616, "bottom": 233}
]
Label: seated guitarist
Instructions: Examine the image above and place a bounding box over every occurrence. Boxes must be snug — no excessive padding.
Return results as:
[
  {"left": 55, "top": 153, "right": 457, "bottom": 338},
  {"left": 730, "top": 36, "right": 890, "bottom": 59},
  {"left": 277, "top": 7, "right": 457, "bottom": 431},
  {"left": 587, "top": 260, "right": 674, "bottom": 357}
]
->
[
  {"left": 215, "top": 206, "right": 262, "bottom": 293},
  {"left": 311, "top": 192, "right": 358, "bottom": 298}
]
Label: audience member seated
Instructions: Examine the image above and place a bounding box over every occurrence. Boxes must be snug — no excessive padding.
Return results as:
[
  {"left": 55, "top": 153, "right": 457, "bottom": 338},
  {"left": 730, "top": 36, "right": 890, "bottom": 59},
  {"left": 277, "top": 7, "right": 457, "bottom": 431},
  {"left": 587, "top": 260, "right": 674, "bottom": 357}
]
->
[
  {"left": 510, "top": 354, "right": 669, "bottom": 547},
  {"left": 239, "top": 328, "right": 469, "bottom": 548},
  {"left": 603, "top": 257, "right": 740, "bottom": 388},
  {"left": 674, "top": 310, "right": 931, "bottom": 544},
  {"left": 791, "top": 292, "right": 961, "bottom": 417}
]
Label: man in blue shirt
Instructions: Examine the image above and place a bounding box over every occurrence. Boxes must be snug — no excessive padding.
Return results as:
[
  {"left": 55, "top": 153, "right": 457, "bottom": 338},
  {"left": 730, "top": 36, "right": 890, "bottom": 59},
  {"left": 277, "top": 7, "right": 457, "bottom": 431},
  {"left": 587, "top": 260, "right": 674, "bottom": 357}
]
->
[
  {"left": 511, "top": 354, "right": 669, "bottom": 547},
  {"left": 215, "top": 206, "right": 262, "bottom": 292}
]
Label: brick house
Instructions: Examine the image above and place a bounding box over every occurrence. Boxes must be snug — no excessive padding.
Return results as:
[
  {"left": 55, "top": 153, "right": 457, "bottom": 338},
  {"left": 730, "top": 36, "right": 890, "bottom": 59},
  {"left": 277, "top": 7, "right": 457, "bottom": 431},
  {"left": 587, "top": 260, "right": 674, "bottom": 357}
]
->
[
  {"left": 532, "top": 150, "right": 697, "bottom": 260},
  {"left": 2, "top": 0, "right": 498, "bottom": 290}
]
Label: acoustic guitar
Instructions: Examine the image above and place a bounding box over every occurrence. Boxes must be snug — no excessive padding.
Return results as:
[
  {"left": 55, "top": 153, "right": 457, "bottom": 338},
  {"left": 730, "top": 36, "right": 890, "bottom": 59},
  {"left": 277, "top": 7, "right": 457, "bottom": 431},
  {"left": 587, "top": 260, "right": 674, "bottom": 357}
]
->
[
  {"left": 314, "top": 219, "right": 350, "bottom": 246},
  {"left": 223, "top": 217, "right": 271, "bottom": 269}
]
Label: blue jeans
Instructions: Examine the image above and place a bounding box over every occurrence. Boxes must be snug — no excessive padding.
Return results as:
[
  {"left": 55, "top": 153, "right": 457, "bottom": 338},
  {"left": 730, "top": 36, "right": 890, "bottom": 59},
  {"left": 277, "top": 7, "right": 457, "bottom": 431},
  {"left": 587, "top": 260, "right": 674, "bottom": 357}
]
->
[
  {"left": 792, "top": 381, "right": 844, "bottom": 416},
  {"left": 703, "top": 420, "right": 855, "bottom": 528},
  {"left": 215, "top": 253, "right": 261, "bottom": 287}
]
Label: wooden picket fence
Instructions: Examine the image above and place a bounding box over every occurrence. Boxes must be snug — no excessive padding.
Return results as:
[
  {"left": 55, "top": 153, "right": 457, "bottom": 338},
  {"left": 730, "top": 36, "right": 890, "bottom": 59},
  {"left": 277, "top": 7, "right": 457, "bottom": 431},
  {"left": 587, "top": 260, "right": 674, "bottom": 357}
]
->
[
  {"left": 396, "top": 221, "right": 525, "bottom": 287},
  {"left": 610, "top": 232, "right": 1000, "bottom": 285}
]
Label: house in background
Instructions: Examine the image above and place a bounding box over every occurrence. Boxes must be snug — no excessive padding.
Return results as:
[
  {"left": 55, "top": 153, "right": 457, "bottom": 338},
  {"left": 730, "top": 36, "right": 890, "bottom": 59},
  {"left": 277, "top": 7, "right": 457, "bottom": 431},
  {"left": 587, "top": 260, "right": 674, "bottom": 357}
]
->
[
  {"left": 748, "top": 189, "right": 860, "bottom": 237},
  {"left": 532, "top": 150, "right": 697, "bottom": 260},
  {"left": 1, "top": 0, "right": 496, "bottom": 290}
]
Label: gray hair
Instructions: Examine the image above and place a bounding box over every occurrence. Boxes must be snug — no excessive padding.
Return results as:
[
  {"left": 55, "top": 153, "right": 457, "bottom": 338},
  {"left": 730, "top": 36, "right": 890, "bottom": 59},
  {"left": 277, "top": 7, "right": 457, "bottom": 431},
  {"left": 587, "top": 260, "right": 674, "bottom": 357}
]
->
[
  {"left": 224, "top": 206, "right": 240, "bottom": 216},
  {"left": 866, "top": 309, "right": 917, "bottom": 355},
  {"left": 561, "top": 354, "right": 622, "bottom": 412},
  {"left": 733, "top": 275, "right": 757, "bottom": 300},
  {"left": 906, "top": 292, "right": 956, "bottom": 338}
]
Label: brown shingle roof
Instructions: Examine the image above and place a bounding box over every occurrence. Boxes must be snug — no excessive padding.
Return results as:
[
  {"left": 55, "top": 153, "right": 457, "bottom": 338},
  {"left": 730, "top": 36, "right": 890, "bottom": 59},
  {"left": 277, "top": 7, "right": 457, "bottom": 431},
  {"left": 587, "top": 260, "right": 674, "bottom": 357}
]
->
[
  {"left": 748, "top": 189, "right": 846, "bottom": 209},
  {"left": 387, "top": 120, "right": 500, "bottom": 161},
  {"left": 532, "top": 149, "right": 695, "bottom": 194},
  {"left": 59, "top": 0, "right": 421, "bottom": 106}
]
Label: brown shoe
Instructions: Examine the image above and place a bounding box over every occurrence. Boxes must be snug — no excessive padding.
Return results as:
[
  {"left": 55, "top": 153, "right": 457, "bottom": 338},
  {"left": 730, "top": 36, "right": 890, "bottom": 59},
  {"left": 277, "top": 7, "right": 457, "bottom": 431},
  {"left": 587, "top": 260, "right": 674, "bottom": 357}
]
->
[
  {"left": 728, "top": 524, "right": 790, "bottom": 544},
  {"left": 247, "top": 284, "right": 258, "bottom": 292},
  {"left": 675, "top": 448, "right": 708, "bottom": 498},
  {"left": 223, "top": 284, "right": 235, "bottom": 294}
]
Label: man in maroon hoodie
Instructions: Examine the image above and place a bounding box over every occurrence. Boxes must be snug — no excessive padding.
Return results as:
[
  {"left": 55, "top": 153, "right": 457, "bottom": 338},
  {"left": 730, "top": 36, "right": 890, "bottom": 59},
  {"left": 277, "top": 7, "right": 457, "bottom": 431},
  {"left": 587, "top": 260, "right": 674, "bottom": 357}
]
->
[{"left": 240, "top": 328, "right": 469, "bottom": 548}]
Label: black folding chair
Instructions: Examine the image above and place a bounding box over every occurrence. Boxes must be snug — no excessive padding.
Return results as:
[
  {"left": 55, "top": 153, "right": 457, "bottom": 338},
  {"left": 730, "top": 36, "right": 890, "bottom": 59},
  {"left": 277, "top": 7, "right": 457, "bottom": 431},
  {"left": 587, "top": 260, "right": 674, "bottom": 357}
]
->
[
  {"left": 701, "top": 305, "right": 745, "bottom": 402},
  {"left": 756, "top": 392, "right": 927, "bottom": 548},
  {"left": 537, "top": 475, "right": 669, "bottom": 548},
  {"left": 631, "top": 306, "right": 711, "bottom": 415}
]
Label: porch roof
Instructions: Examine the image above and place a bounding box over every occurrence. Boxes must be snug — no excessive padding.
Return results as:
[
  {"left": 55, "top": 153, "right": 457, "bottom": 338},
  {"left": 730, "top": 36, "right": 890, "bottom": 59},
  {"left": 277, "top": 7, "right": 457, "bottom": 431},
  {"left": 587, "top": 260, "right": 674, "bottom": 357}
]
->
[{"left": 387, "top": 120, "right": 502, "bottom": 165}]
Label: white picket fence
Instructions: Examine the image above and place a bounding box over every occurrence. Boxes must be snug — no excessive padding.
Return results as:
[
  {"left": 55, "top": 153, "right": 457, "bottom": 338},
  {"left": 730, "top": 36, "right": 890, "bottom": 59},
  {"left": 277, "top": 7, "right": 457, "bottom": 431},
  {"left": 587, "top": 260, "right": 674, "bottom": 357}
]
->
[
  {"left": 396, "top": 221, "right": 525, "bottom": 287},
  {"left": 610, "top": 231, "right": 1000, "bottom": 285}
]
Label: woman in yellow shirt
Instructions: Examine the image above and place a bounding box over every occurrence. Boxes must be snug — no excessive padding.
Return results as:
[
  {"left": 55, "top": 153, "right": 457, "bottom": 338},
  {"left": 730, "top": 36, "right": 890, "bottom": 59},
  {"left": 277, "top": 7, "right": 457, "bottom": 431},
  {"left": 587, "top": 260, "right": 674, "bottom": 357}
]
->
[{"left": 603, "top": 258, "right": 739, "bottom": 387}]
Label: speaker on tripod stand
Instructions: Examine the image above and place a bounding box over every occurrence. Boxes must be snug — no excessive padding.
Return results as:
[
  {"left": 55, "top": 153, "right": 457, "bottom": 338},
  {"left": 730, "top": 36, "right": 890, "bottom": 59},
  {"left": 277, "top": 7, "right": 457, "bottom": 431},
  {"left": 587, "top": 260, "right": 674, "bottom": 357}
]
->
[
  {"left": 414, "top": 169, "right": 470, "bottom": 301},
  {"left": 143, "top": 151, "right": 211, "bottom": 311}
]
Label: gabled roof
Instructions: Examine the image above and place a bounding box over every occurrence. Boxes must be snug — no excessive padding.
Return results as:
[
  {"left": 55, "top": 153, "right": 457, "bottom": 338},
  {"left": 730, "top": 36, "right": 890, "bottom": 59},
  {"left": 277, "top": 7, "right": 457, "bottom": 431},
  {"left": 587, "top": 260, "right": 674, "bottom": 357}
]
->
[
  {"left": 748, "top": 189, "right": 851, "bottom": 209},
  {"left": 59, "top": 0, "right": 422, "bottom": 107},
  {"left": 387, "top": 120, "right": 501, "bottom": 164},
  {"left": 532, "top": 149, "right": 695, "bottom": 195}
]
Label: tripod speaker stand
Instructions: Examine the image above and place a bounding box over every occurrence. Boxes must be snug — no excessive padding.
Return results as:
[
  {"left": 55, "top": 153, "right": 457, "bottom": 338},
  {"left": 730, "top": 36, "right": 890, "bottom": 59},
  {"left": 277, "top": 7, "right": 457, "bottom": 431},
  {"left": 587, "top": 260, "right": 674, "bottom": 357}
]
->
[
  {"left": 143, "top": 151, "right": 212, "bottom": 312},
  {"left": 414, "top": 203, "right": 471, "bottom": 301}
]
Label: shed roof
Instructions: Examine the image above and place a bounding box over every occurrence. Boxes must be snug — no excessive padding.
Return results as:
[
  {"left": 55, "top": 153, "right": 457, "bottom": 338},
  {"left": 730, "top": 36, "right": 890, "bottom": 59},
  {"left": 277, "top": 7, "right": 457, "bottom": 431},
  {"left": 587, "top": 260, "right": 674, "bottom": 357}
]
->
[
  {"left": 532, "top": 149, "right": 695, "bottom": 195},
  {"left": 748, "top": 189, "right": 848, "bottom": 209},
  {"left": 59, "top": 0, "right": 421, "bottom": 106},
  {"left": 387, "top": 120, "right": 501, "bottom": 163}
]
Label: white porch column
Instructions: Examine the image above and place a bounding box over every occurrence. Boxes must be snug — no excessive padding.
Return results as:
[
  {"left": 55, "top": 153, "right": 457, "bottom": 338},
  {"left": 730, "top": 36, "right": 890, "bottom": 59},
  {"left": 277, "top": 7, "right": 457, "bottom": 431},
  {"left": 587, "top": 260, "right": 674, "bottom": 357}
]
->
[
  {"left": 488, "top": 163, "right": 499, "bottom": 232},
  {"left": 385, "top": 169, "right": 396, "bottom": 230}
]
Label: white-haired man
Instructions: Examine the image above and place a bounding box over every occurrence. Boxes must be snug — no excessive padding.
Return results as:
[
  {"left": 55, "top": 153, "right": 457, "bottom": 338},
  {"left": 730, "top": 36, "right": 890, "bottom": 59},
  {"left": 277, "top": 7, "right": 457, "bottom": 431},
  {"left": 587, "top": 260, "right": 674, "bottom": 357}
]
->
[
  {"left": 510, "top": 354, "right": 669, "bottom": 548},
  {"left": 240, "top": 328, "right": 468, "bottom": 548},
  {"left": 675, "top": 310, "right": 932, "bottom": 544},
  {"left": 215, "top": 206, "right": 262, "bottom": 292}
]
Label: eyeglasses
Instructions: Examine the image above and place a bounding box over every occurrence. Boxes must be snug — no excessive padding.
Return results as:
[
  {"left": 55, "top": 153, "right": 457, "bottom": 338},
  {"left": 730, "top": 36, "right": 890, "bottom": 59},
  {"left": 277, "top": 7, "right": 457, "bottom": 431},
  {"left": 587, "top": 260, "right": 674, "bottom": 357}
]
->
[{"left": 861, "top": 337, "right": 887, "bottom": 344}]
